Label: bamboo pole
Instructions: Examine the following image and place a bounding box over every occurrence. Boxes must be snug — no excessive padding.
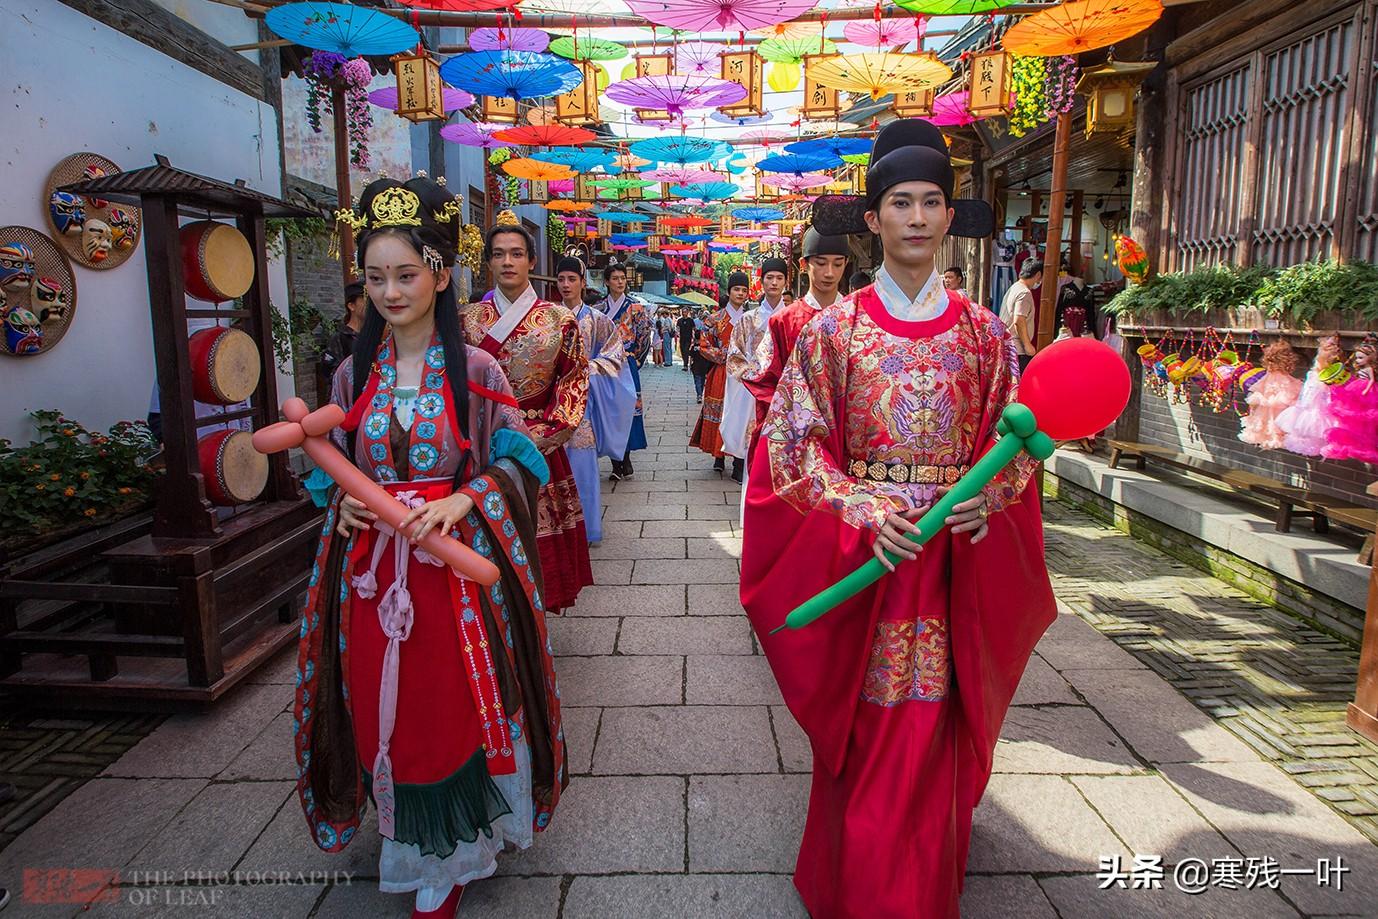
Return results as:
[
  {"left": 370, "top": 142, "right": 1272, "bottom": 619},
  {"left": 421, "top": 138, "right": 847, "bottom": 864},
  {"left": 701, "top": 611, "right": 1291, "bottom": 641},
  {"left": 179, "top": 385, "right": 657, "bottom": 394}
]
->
[{"left": 1035, "top": 111, "right": 1071, "bottom": 350}]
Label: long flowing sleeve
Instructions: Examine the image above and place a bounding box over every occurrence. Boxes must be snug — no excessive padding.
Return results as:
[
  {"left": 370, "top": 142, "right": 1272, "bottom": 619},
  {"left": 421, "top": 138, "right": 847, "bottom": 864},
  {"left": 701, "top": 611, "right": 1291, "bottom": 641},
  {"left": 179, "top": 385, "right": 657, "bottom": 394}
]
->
[
  {"left": 628, "top": 303, "right": 652, "bottom": 364},
  {"left": 696, "top": 313, "right": 730, "bottom": 365},
  {"left": 587, "top": 311, "right": 626, "bottom": 378},
  {"left": 726, "top": 310, "right": 770, "bottom": 382},
  {"left": 764, "top": 315, "right": 912, "bottom": 533},
  {"left": 527, "top": 312, "right": 589, "bottom": 454}
]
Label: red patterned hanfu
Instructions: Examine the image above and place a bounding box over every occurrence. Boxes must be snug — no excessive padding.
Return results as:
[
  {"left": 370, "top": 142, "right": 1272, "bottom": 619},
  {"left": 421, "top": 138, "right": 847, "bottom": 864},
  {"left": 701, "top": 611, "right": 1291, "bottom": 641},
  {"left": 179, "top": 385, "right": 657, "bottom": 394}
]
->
[
  {"left": 742, "top": 285, "right": 1056, "bottom": 918},
  {"left": 461, "top": 291, "right": 592, "bottom": 612},
  {"left": 292, "top": 335, "right": 567, "bottom": 909},
  {"left": 690, "top": 304, "right": 742, "bottom": 457}
]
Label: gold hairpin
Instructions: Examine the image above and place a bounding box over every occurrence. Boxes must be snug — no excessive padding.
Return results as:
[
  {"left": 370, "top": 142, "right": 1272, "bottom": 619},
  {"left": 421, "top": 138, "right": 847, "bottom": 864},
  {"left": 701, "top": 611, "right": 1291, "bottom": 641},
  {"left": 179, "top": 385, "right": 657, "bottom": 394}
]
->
[
  {"left": 433, "top": 199, "right": 462, "bottom": 224},
  {"left": 370, "top": 187, "right": 422, "bottom": 227},
  {"left": 334, "top": 207, "right": 368, "bottom": 232}
]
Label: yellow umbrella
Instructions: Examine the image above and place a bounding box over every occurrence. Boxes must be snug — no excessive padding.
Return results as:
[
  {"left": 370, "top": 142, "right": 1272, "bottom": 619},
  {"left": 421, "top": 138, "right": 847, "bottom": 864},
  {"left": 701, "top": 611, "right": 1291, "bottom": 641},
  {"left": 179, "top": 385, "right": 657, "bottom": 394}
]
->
[
  {"left": 1002, "top": 0, "right": 1164, "bottom": 56},
  {"left": 807, "top": 52, "right": 952, "bottom": 101},
  {"left": 679, "top": 290, "right": 717, "bottom": 306},
  {"left": 502, "top": 158, "right": 576, "bottom": 181}
]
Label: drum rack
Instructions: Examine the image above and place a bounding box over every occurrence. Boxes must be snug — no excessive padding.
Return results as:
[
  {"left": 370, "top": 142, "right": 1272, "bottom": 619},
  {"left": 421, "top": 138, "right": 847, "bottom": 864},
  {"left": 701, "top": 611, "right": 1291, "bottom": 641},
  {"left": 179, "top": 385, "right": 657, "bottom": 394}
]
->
[{"left": 0, "top": 157, "right": 323, "bottom": 709}]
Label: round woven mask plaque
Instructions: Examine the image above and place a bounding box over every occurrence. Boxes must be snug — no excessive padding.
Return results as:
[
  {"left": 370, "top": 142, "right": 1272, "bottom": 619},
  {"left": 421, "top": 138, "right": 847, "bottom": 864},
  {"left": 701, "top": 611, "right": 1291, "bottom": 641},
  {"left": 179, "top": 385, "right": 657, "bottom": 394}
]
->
[
  {"left": 45, "top": 152, "right": 142, "bottom": 270},
  {"left": 0, "top": 226, "right": 77, "bottom": 357}
]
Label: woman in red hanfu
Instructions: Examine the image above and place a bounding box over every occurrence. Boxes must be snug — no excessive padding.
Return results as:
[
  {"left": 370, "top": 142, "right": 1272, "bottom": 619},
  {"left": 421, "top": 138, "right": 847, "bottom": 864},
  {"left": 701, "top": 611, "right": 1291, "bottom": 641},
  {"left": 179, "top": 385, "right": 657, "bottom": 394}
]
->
[
  {"left": 690, "top": 272, "right": 750, "bottom": 473},
  {"left": 295, "top": 177, "right": 566, "bottom": 919},
  {"left": 741, "top": 120, "right": 1056, "bottom": 919},
  {"left": 459, "top": 212, "right": 592, "bottom": 613}
]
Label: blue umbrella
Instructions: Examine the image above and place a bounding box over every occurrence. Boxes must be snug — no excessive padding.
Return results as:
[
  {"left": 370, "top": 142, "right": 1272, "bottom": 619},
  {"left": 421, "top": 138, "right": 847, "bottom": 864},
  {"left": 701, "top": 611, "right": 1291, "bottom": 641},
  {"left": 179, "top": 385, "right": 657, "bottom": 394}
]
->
[
  {"left": 673, "top": 233, "right": 714, "bottom": 243},
  {"left": 266, "top": 2, "right": 419, "bottom": 57},
  {"left": 610, "top": 232, "right": 650, "bottom": 245},
  {"left": 532, "top": 149, "right": 618, "bottom": 173},
  {"left": 733, "top": 207, "right": 785, "bottom": 222},
  {"left": 786, "top": 137, "right": 873, "bottom": 159},
  {"left": 670, "top": 182, "right": 739, "bottom": 201},
  {"left": 628, "top": 136, "right": 720, "bottom": 165},
  {"left": 440, "top": 51, "right": 582, "bottom": 101},
  {"left": 595, "top": 212, "right": 650, "bottom": 225},
  {"left": 756, "top": 153, "right": 842, "bottom": 174},
  {"left": 723, "top": 152, "right": 751, "bottom": 176}
]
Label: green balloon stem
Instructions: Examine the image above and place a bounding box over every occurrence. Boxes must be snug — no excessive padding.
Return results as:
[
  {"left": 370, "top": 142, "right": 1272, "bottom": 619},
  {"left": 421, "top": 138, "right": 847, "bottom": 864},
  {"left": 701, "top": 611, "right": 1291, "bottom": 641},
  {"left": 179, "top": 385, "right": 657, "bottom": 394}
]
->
[{"left": 771, "top": 405, "right": 1041, "bottom": 635}]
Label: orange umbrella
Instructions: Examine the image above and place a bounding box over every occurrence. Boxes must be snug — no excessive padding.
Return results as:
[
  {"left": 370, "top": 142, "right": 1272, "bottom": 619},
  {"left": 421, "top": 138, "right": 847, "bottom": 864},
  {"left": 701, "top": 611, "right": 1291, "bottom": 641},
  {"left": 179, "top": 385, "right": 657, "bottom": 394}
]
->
[
  {"left": 545, "top": 200, "right": 594, "bottom": 211},
  {"left": 1002, "top": 0, "right": 1164, "bottom": 56},
  {"left": 501, "top": 158, "right": 576, "bottom": 181},
  {"left": 493, "top": 124, "right": 598, "bottom": 146}
]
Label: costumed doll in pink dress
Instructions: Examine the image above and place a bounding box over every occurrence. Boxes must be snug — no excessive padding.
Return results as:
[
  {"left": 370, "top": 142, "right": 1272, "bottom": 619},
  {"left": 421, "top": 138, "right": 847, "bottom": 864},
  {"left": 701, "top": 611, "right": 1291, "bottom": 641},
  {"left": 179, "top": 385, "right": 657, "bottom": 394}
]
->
[
  {"left": 1323, "top": 336, "right": 1378, "bottom": 463},
  {"left": 1276, "top": 335, "right": 1343, "bottom": 456},
  {"left": 1238, "top": 340, "right": 1302, "bottom": 449}
]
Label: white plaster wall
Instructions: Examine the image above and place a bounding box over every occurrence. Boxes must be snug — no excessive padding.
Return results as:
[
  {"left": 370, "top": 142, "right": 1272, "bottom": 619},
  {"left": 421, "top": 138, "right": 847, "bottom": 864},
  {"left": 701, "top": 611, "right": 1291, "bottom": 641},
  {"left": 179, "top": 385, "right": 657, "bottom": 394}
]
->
[{"left": 0, "top": 0, "right": 292, "bottom": 444}]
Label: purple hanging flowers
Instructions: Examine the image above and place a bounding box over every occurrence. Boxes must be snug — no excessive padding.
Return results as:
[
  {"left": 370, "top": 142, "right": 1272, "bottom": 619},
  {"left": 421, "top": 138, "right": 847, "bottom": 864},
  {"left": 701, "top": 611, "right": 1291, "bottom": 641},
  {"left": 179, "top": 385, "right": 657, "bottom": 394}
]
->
[
  {"left": 302, "top": 51, "right": 374, "bottom": 168},
  {"left": 1044, "top": 56, "right": 1079, "bottom": 117}
]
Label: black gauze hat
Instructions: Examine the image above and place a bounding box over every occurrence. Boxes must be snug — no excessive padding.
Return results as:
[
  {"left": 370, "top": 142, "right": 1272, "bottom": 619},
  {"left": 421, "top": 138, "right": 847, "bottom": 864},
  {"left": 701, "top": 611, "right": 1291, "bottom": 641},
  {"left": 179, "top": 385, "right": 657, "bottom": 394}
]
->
[
  {"left": 555, "top": 256, "right": 585, "bottom": 277},
  {"left": 760, "top": 257, "right": 789, "bottom": 278},
  {"left": 811, "top": 118, "right": 993, "bottom": 239},
  {"left": 727, "top": 271, "right": 750, "bottom": 291},
  {"left": 801, "top": 227, "right": 848, "bottom": 258}
]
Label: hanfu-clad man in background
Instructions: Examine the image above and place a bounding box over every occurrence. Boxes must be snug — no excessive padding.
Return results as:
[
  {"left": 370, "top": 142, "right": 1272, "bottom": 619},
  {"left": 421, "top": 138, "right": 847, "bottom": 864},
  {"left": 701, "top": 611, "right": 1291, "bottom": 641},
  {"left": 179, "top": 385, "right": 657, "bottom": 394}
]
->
[
  {"left": 741, "top": 120, "right": 1056, "bottom": 919},
  {"left": 722, "top": 257, "right": 790, "bottom": 483},
  {"left": 598, "top": 262, "right": 651, "bottom": 481},
  {"left": 690, "top": 272, "right": 749, "bottom": 474}
]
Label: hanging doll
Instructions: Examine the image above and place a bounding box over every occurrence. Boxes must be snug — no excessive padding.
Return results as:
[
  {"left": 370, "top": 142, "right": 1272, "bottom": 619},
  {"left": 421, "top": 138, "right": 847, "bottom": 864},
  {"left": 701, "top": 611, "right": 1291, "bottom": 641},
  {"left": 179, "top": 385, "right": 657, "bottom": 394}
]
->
[
  {"left": 1238, "top": 340, "right": 1301, "bottom": 449},
  {"left": 1323, "top": 336, "right": 1378, "bottom": 463},
  {"left": 1275, "top": 335, "right": 1343, "bottom": 456}
]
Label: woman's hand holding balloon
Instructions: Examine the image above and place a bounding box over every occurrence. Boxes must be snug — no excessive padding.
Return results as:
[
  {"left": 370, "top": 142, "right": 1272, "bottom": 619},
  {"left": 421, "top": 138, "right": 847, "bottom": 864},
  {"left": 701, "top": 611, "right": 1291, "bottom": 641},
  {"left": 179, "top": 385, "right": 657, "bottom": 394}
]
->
[
  {"left": 337, "top": 495, "right": 377, "bottom": 537},
  {"left": 398, "top": 492, "right": 475, "bottom": 545}
]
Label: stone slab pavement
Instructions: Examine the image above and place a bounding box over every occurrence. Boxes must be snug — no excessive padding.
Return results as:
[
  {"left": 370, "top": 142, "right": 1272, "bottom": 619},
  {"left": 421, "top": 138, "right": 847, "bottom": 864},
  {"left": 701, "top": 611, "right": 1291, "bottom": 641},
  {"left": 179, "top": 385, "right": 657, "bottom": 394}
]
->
[{"left": 1, "top": 362, "right": 1375, "bottom": 917}]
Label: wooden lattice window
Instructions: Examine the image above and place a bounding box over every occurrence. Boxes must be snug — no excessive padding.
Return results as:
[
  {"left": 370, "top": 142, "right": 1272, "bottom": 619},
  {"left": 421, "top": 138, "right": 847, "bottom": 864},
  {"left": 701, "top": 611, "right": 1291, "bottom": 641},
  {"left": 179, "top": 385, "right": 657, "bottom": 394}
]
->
[
  {"left": 1174, "top": 66, "right": 1251, "bottom": 270},
  {"left": 1353, "top": 10, "right": 1378, "bottom": 262}
]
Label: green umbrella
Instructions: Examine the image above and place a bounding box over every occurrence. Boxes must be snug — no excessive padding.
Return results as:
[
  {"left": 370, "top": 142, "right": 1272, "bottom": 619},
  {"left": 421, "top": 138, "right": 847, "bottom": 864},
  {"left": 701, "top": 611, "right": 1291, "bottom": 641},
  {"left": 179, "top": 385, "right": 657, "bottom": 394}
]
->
[
  {"left": 590, "top": 177, "right": 657, "bottom": 190},
  {"left": 549, "top": 36, "right": 628, "bottom": 62},
  {"left": 757, "top": 35, "right": 838, "bottom": 64},
  {"left": 840, "top": 152, "right": 871, "bottom": 166},
  {"left": 894, "top": 0, "right": 1023, "bottom": 15}
]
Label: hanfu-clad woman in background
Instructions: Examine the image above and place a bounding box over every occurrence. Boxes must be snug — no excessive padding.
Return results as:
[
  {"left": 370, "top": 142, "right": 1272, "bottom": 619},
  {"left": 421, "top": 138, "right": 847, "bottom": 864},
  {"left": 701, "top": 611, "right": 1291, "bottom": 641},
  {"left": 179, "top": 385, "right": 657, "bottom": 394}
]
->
[{"left": 295, "top": 176, "right": 566, "bottom": 919}]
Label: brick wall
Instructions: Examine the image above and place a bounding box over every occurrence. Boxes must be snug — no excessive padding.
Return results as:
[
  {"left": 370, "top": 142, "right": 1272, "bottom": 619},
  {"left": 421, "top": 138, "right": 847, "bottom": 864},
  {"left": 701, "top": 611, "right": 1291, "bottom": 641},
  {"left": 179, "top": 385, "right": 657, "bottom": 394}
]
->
[{"left": 1136, "top": 371, "right": 1378, "bottom": 508}]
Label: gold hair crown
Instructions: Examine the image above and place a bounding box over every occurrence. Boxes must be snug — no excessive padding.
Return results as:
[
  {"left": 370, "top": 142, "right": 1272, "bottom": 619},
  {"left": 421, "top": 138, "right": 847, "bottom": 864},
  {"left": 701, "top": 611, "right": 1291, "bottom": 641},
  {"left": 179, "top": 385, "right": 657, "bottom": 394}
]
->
[
  {"left": 334, "top": 175, "right": 465, "bottom": 234},
  {"left": 495, "top": 209, "right": 519, "bottom": 227}
]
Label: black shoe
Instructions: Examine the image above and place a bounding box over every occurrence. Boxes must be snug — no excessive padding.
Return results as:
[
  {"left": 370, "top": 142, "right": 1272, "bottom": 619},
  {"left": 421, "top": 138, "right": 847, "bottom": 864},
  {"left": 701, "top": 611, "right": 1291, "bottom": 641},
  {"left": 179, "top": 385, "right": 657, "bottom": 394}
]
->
[
  {"left": 730, "top": 457, "right": 744, "bottom": 483},
  {"left": 713, "top": 457, "right": 725, "bottom": 474},
  {"left": 0, "top": 886, "right": 9, "bottom": 911},
  {"left": 621, "top": 459, "right": 634, "bottom": 478},
  {"left": 608, "top": 461, "right": 624, "bottom": 482}
]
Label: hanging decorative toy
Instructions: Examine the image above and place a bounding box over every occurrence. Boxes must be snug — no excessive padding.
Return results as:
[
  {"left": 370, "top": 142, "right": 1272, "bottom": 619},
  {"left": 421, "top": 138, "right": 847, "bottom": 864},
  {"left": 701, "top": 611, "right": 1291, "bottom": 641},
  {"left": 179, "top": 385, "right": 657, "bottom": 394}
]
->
[
  {"left": 1238, "top": 340, "right": 1301, "bottom": 449},
  {"left": 1275, "top": 335, "right": 1344, "bottom": 457},
  {"left": 1323, "top": 335, "right": 1378, "bottom": 463},
  {"left": 1115, "top": 234, "right": 1149, "bottom": 284}
]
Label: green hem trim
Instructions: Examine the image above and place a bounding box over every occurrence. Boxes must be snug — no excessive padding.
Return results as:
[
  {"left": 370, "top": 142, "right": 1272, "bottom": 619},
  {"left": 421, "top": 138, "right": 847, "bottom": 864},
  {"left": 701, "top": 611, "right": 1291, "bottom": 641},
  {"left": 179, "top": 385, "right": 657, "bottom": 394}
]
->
[{"left": 364, "top": 749, "right": 513, "bottom": 859}]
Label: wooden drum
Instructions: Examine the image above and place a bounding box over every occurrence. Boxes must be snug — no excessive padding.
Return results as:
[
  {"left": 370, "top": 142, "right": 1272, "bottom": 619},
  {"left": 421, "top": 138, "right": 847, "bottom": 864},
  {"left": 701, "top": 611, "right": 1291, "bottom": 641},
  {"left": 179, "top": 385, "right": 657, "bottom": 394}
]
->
[
  {"left": 188, "top": 326, "right": 261, "bottom": 404},
  {"left": 198, "top": 429, "right": 268, "bottom": 506},
  {"left": 181, "top": 221, "right": 254, "bottom": 302}
]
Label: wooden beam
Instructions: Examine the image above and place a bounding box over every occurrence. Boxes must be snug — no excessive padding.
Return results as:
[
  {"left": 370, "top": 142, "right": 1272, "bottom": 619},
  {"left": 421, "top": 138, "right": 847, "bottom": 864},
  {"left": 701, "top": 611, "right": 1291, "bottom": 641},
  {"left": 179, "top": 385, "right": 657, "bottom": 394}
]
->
[{"left": 57, "top": 0, "right": 266, "bottom": 101}]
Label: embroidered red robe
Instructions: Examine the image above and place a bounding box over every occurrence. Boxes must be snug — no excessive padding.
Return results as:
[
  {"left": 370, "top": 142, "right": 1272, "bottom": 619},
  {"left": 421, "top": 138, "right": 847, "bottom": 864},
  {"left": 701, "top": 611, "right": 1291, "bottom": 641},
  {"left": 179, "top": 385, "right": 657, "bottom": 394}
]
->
[
  {"left": 690, "top": 306, "right": 738, "bottom": 457},
  {"left": 741, "top": 285, "right": 1056, "bottom": 919}
]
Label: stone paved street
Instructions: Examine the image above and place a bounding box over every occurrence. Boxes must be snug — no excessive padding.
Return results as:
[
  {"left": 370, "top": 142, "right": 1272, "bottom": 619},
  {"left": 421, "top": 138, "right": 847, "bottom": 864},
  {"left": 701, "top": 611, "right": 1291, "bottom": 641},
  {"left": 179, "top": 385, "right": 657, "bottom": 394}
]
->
[{"left": 2, "top": 362, "right": 1378, "bottom": 917}]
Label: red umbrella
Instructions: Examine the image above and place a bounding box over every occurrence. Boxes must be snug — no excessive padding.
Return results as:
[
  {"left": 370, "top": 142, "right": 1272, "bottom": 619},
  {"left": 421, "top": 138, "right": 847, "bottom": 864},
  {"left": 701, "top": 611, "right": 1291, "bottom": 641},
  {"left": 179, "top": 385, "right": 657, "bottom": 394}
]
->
[{"left": 492, "top": 124, "right": 599, "bottom": 146}]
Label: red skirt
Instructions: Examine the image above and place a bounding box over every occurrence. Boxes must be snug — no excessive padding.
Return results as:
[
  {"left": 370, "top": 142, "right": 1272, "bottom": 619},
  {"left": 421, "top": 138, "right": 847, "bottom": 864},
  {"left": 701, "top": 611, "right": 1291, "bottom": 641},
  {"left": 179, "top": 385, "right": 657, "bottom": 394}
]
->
[
  {"left": 535, "top": 447, "right": 593, "bottom": 612},
  {"left": 691, "top": 364, "right": 727, "bottom": 457}
]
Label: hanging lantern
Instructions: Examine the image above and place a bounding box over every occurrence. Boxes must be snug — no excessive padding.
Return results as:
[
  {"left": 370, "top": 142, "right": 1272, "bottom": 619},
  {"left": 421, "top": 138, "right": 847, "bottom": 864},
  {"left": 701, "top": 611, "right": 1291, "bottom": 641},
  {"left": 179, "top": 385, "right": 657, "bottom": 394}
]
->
[
  {"left": 848, "top": 163, "right": 865, "bottom": 195},
  {"left": 720, "top": 51, "right": 765, "bottom": 118},
  {"left": 754, "top": 172, "right": 779, "bottom": 201},
  {"left": 894, "top": 87, "right": 935, "bottom": 118},
  {"left": 720, "top": 214, "right": 733, "bottom": 235},
  {"left": 392, "top": 51, "right": 446, "bottom": 122},
  {"left": 482, "top": 95, "right": 519, "bottom": 124},
  {"left": 1075, "top": 59, "right": 1157, "bottom": 138},
  {"left": 648, "top": 236, "right": 661, "bottom": 254},
  {"left": 529, "top": 180, "right": 549, "bottom": 204},
  {"left": 634, "top": 53, "right": 674, "bottom": 122},
  {"left": 574, "top": 173, "right": 595, "bottom": 202},
  {"left": 802, "top": 54, "right": 842, "bottom": 120},
  {"left": 967, "top": 49, "right": 1011, "bottom": 118},
  {"left": 556, "top": 60, "right": 601, "bottom": 126},
  {"left": 598, "top": 218, "right": 613, "bottom": 238}
]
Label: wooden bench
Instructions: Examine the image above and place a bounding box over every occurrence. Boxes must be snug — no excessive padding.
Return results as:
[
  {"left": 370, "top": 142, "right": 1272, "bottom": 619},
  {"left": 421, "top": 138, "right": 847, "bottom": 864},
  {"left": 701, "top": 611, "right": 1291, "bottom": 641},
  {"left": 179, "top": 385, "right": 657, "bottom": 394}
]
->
[{"left": 1106, "top": 439, "right": 1377, "bottom": 564}]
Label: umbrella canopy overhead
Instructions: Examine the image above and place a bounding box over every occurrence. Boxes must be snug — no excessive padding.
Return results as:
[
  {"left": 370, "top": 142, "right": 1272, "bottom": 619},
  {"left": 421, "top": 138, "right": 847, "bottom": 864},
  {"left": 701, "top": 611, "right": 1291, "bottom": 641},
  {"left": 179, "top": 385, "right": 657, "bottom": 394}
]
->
[
  {"left": 674, "top": 41, "right": 726, "bottom": 75},
  {"left": 605, "top": 74, "right": 747, "bottom": 117},
  {"left": 771, "top": 172, "right": 834, "bottom": 191},
  {"left": 400, "top": 0, "right": 521, "bottom": 9},
  {"left": 1001, "top": 0, "right": 1165, "bottom": 56},
  {"left": 502, "top": 158, "right": 577, "bottom": 181},
  {"left": 596, "top": 211, "right": 651, "bottom": 224},
  {"left": 549, "top": 35, "right": 629, "bottom": 61},
  {"left": 590, "top": 176, "right": 658, "bottom": 190},
  {"left": 757, "top": 34, "right": 837, "bottom": 64},
  {"left": 785, "top": 136, "right": 872, "bottom": 159},
  {"left": 670, "top": 181, "right": 740, "bottom": 201},
  {"left": 532, "top": 149, "right": 619, "bottom": 173},
  {"left": 492, "top": 124, "right": 598, "bottom": 146},
  {"left": 806, "top": 51, "right": 951, "bottom": 100},
  {"left": 843, "top": 16, "right": 923, "bottom": 49},
  {"left": 545, "top": 199, "right": 594, "bottom": 211},
  {"left": 266, "top": 2, "right": 420, "bottom": 56},
  {"left": 440, "top": 50, "right": 583, "bottom": 100},
  {"left": 757, "top": 152, "right": 842, "bottom": 173},
  {"left": 628, "top": 136, "right": 723, "bottom": 165},
  {"left": 626, "top": 0, "right": 820, "bottom": 33},
  {"left": 733, "top": 206, "right": 785, "bottom": 221},
  {"left": 440, "top": 121, "right": 520, "bottom": 149},
  {"left": 894, "top": 0, "right": 1021, "bottom": 13},
  {"left": 468, "top": 26, "right": 550, "bottom": 52}
]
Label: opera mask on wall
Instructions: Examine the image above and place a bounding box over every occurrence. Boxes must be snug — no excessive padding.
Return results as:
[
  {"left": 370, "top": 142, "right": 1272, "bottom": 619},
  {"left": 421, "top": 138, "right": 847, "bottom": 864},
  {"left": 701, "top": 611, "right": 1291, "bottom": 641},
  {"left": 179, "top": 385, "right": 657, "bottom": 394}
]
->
[
  {"left": 33, "top": 276, "right": 69, "bottom": 322},
  {"left": 82, "top": 164, "right": 110, "bottom": 208},
  {"left": 82, "top": 219, "right": 113, "bottom": 263},
  {"left": 49, "top": 191, "right": 87, "bottom": 236},
  {"left": 108, "top": 208, "right": 136, "bottom": 249},
  {"left": 0, "top": 242, "right": 36, "bottom": 292},
  {"left": 4, "top": 303, "right": 43, "bottom": 355}
]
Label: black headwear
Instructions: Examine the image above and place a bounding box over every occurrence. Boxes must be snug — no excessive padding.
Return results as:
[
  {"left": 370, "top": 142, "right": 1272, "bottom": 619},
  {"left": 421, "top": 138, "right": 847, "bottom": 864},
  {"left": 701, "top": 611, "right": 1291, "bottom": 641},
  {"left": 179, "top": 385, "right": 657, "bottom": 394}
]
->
[
  {"left": 555, "top": 256, "right": 586, "bottom": 277},
  {"left": 811, "top": 119, "right": 993, "bottom": 239},
  {"left": 760, "top": 257, "right": 789, "bottom": 278},
  {"left": 727, "top": 271, "right": 750, "bottom": 291},
  {"left": 801, "top": 227, "right": 848, "bottom": 259}
]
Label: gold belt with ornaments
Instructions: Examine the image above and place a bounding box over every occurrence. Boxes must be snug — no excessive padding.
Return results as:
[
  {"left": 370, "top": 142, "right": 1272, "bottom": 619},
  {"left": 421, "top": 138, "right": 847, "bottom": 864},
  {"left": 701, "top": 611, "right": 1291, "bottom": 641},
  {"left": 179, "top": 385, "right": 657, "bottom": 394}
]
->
[{"left": 847, "top": 459, "right": 969, "bottom": 485}]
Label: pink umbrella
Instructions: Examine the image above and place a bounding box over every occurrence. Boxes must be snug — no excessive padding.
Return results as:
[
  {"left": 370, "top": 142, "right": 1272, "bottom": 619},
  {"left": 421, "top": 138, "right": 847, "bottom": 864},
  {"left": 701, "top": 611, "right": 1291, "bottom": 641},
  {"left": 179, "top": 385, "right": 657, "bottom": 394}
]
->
[
  {"left": 843, "top": 16, "right": 924, "bottom": 49},
  {"left": 561, "top": 215, "right": 596, "bottom": 224},
  {"left": 368, "top": 85, "right": 475, "bottom": 112},
  {"left": 439, "top": 121, "right": 518, "bottom": 149},
  {"left": 927, "top": 90, "right": 1004, "bottom": 127},
  {"left": 605, "top": 74, "right": 746, "bottom": 117},
  {"left": 734, "top": 228, "right": 774, "bottom": 237},
  {"left": 740, "top": 127, "right": 792, "bottom": 146},
  {"left": 628, "top": 0, "right": 820, "bottom": 33},
  {"left": 468, "top": 27, "right": 550, "bottom": 52},
  {"left": 643, "top": 168, "right": 722, "bottom": 184},
  {"left": 548, "top": 178, "right": 575, "bottom": 193},
  {"left": 772, "top": 172, "right": 833, "bottom": 191},
  {"left": 674, "top": 41, "right": 724, "bottom": 75}
]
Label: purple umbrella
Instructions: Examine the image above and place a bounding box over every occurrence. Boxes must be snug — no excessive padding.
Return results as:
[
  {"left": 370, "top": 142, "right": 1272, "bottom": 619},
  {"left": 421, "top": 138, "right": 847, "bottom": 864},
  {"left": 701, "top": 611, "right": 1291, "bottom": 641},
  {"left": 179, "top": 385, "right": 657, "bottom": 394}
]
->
[
  {"left": 469, "top": 27, "right": 550, "bottom": 53},
  {"left": 628, "top": 0, "right": 820, "bottom": 33},
  {"left": 440, "top": 121, "right": 518, "bottom": 149},
  {"left": 606, "top": 74, "right": 746, "bottom": 118},
  {"left": 772, "top": 172, "right": 833, "bottom": 191},
  {"left": 642, "top": 168, "right": 722, "bottom": 185},
  {"left": 674, "top": 41, "right": 724, "bottom": 75},
  {"left": 368, "top": 85, "right": 475, "bottom": 112}
]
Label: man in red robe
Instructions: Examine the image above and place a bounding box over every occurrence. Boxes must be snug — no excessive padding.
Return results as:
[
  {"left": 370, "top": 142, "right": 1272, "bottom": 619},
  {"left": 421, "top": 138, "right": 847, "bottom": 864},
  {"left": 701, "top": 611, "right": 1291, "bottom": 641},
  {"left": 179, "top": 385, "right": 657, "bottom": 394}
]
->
[{"left": 741, "top": 120, "right": 1056, "bottom": 919}]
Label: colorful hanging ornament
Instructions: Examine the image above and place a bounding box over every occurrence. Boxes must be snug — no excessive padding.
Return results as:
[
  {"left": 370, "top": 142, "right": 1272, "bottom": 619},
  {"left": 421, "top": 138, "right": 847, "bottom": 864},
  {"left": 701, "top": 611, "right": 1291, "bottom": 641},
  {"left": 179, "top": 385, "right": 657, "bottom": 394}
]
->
[
  {"left": 1115, "top": 235, "right": 1150, "bottom": 284},
  {"left": 1239, "top": 340, "right": 1301, "bottom": 449}
]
